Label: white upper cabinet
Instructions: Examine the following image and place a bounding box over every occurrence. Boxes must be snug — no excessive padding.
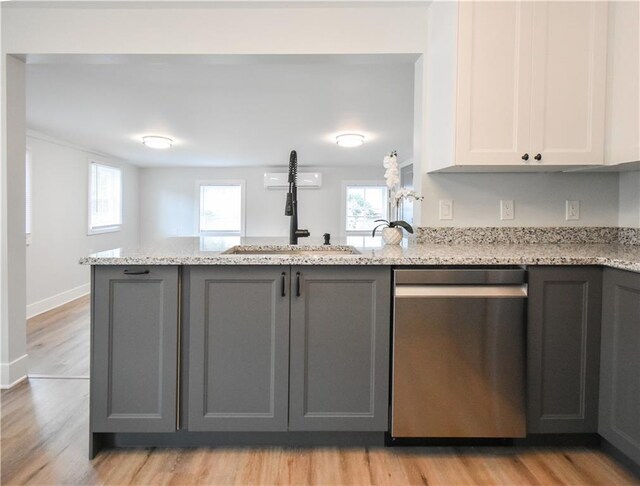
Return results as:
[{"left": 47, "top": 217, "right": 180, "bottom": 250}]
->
[
  {"left": 427, "top": 1, "right": 609, "bottom": 172},
  {"left": 455, "top": 2, "right": 534, "bottom": 166},
  {"left": 604, "top": 1, "right": 640, "bottom": 166},
  {"left": 529, "top": 2, "right": 608, "bottom": 166}
]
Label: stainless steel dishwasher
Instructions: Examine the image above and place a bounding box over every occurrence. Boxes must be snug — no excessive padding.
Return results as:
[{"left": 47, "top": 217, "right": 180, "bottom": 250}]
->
[{"left": 391, "top": 268, "right": 527, "bottom": 438}]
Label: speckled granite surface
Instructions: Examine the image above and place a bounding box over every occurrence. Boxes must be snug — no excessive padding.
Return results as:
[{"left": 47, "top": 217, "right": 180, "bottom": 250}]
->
[
  {"left": 415, "top": 226, "right": 640, "bottom": 245},
  {"left": 80, "top": 236, "right": 640, "bottom": 273},
  {"left": 619, "top": 227, "right": 640, "bottom": 245}
]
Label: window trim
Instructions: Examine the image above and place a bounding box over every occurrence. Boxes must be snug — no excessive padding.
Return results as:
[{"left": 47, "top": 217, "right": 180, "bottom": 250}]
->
[
  {"left": 87, "top": 159, "right": 123, "bottom": 236},
  {"left": 195, "top": 180, "right": 246, "bottom": 236},
  {"left": 341, "top": 180, "right": 389, "bottom": 236}
]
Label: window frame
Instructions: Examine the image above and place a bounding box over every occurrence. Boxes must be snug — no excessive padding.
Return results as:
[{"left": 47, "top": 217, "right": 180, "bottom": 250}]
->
[
  {"left": 341, "top": 180, "right": 389, "bottom": 236},
  {"left": 195, "top": 180, "right": 246, "bottom": 237},
  {"left": 87, "top": 159, "right": 123, "bottom": 236}
]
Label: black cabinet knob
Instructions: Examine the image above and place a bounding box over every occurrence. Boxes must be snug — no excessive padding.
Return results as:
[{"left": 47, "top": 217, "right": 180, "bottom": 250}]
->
[
  {"left": 534, "top": 153, "right": 542, "bottom": 161},
  {"left": 521, "top": 153, "right": 529, "bottom": 161}
]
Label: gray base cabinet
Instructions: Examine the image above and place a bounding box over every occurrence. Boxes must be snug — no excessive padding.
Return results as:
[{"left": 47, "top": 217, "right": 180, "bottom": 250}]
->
[
  {"left": 91, "top": 266, "right": 179, "bottom": 433},
  {"left": 186, "top": 265, "right": 391, "bottom": 433},
  {"left": 527, "top": 266, "right": 602, "bottom": 433},
  {"left": 187, "top": 266, "right": 290, "bottom": 432},
  {"left": 289, "top": 266, "right": 390, "bottom": 431},
  {"left": 599, "top": 268, "right": 640, "bottom": 465}
]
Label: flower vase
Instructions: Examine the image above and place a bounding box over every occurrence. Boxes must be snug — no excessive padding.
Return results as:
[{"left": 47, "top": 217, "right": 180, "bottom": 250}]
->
[{"left": 382, "top": 227, "right": 403, "bottom": 245}]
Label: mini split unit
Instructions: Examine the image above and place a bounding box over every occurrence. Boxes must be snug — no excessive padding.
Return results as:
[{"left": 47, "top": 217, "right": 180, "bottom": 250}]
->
[{"left": 263, "top": 172, "right": 322, "bottom": 189}]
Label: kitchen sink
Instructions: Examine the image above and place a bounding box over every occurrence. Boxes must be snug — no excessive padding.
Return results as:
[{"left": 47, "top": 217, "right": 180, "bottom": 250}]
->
[{"left": 222, "top": 246, "right": 361, "bottom": 256}]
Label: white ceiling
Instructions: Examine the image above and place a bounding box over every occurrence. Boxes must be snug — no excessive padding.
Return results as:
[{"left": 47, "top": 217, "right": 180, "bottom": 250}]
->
[{"left": 26, "top": 58, "right": 415, "bottom": 167}]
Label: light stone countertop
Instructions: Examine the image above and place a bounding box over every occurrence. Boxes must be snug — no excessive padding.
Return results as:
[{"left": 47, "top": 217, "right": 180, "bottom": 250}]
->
[{"left": 79, "top": 236, "right": 640, "bottom": 273}]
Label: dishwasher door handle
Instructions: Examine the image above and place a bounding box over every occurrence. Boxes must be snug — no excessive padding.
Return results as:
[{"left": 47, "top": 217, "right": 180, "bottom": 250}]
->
[{"left": 395, "top": 285, "right": 528, "bottom": 298}]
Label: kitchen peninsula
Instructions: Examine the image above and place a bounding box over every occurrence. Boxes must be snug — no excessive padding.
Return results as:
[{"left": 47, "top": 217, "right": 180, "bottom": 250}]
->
[{"left": 81, "top": 232, "right": 640, "bottom": 474}]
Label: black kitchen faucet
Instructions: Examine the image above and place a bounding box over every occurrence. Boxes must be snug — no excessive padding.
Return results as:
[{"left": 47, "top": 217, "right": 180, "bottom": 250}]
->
[{"left": 284, "top": 150, "right": 310, "bottom": 245}]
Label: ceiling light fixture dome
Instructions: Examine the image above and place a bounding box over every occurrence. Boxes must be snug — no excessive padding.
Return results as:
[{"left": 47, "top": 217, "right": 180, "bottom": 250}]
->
[
  {"left": 336, "top": 133, "right": 365, "bottom": 148},
  {"left": 142, "top": 135, "right": 173, "bottom": 149}
]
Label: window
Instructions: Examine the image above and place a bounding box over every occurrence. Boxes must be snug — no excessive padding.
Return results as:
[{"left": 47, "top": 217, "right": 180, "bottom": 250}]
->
[
  {"left": 88, "top": 161, "right": 122, "bottom": 234},
  {"left": 198, "top": 181, "right": 245, "bottom": 235},
  {"left": 400, "top": 163, "right": 414, "bottom": 225},
  {"left": 26, "top": 149, "right": 33, "bottom": 245},
  {"left": 344, "top": 182, "right": 389, "bottom": 235}
]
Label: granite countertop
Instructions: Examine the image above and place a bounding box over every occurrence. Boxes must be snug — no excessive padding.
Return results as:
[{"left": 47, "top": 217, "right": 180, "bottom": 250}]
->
[{"left": 79, "top": 236, "right": 640, "bottom": 273}]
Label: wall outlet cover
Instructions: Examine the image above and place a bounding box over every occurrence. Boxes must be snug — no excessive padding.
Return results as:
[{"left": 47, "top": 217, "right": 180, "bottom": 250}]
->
[
  {"left": 439, "top": 199, "right": 453, "bottom": 220},
  {"left": 566, "top": 200, "right": 580, "bottom": 220},
  {"left": 500, "top": 200, "right": 515, "bottom": 220}
]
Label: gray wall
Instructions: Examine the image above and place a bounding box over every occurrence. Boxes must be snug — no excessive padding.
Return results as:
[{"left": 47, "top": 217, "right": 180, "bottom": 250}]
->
[
  {"left": 420, "top": 172, "right": 622, "bottom": 227},
  {"left": 25, "top": 133, "right": 140, "bottom": 316},
  {"left": 139, "top": 167, "right": 627, "bottom": 243},
  {"left": 138, "top": 166, "right": 381, "bottom": 243},
  {"left": 619, "top": 171, "right": 640, "bottom": 228}
]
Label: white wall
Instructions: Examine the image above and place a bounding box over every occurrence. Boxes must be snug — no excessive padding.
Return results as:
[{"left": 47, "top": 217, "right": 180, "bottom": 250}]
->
[
  {"left": 25, "top": 133, "right": 139, "bottom": 317},
  {"left": 619, "top": 171, "right": 640, "bottom": 228},
  {"left": 1, "top": 55, "right": 28, "bottom": 388},
  {"left": 420, "top": 172, "right": 621, "bottom": 227},
  {"left": 139, "top": 166, "right": 380, "bottom": 243},
  {"left": 140, "top": 165, "right": 625, "bottom": 239},
  {"left": 2, "top": 5, "right": 429, "bottom": 56},
  {"left": 0, "top": 2, "right": 430, "bottom": 387}
]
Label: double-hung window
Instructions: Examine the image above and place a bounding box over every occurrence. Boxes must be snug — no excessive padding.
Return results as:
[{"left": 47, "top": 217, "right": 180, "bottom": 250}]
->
[
  {"left": 343, "top": 182, "right": 388, "bottom": 246},
  {"left": 198, "top": 181, "right": 245, "bottom": 236},
  {"left": 88, "top": 161, "right": 122, "bottom": 234}
]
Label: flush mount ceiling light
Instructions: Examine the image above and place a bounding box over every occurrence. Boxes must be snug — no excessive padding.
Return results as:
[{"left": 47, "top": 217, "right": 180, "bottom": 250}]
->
[
  {"left": 336, "top": 133, "right": 365, "bottom": 148},
  {"left": 142, "top": 136, "right": 173, "bottom": 149}
]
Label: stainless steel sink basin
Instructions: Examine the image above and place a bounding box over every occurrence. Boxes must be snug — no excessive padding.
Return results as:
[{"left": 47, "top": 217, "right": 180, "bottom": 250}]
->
[{"left": 222, "top": 246, "right": 361, "bottom": 256}]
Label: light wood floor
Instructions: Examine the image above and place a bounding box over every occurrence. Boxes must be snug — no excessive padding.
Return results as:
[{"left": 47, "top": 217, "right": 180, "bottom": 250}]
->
[
  {"left": 2, "top": 298, "right": 639, "bottom": 485},
  {"left": 27, "top": 295, "right": 90, "bottom": 377}
]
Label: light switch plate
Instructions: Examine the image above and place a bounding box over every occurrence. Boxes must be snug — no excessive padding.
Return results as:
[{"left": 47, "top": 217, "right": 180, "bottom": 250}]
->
[
  {"left": 566, "top": 200, "right": 580, "bottom": 220},
  {"left": 500, "top": 200, "right": 515, "bottom": 220},
  {"left": 439, "top": 199, "right": 453, "bottom": 220}
]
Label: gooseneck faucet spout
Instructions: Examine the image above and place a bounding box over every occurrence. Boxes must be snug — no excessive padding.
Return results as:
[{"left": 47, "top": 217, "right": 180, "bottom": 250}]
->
[{"left": 285, "top": 150, "right": 310, "bottom": 245}]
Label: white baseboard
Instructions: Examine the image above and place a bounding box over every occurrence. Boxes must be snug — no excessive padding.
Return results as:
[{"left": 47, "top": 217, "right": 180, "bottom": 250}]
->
[
  {"left": 26, "top": 283, "right": 90, "bottom": 319},
  {"left": 0, "top": 354, "right": 28, "bottom": 389}
]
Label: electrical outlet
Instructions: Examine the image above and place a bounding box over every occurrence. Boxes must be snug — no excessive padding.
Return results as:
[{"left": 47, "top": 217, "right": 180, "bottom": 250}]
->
[
  {"left": 500, "top": 200, "right": 515, "bottom": 220},
  {"left": 566, "top": 200, "right": 580, "bottom": 220},
  {"left": 439, "top": 199, "right": 453, "bottom": 220}
]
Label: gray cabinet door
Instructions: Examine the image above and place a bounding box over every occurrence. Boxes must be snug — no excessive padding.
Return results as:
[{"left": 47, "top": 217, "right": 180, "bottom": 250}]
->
[
  {"left": 599, "top": 268, "right": 640, "bottom": 465},
  {"left": 91, "top": 266, "right": 179, "bottom": 433},
  {"left": 527, "top": 266, "right": 602, "bottom": 433},
  {"left": 289, "top": 266, "right": 391, "bottom": 431},
  {"left": 187, "top": 266, "right": 290, "bottom": 431}
]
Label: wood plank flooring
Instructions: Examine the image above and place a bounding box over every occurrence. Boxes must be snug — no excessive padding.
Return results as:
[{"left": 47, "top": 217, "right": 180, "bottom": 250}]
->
[
  {"left": 27, "top": 295, "right": 90, "bottom": 377},
  {"left": 2, "top": 298, "right": 639, "bottom": 485}
]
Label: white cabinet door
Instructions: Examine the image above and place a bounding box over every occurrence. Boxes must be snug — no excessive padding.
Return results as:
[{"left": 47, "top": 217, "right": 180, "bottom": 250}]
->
[
  {"left": 455, "top": 1, "right": 534, "bottom": 166},
  {"left": 604, "top": 1, "right": 640, "bottom": 166},
  {"left": 529, "top": 2, "right": 608, "bottom": 166}
]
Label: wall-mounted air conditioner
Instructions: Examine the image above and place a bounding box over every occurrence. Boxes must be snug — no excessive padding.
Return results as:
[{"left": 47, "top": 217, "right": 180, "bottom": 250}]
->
[{"left": 263, "top": 172, "right": 322, "bottom": 189}]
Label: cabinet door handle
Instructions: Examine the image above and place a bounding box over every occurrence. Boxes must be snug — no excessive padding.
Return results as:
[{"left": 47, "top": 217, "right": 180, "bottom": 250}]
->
[
  {"left": 281, "top": 272, "right": 286, "bottom": 297},
  {"left": 534, "top": 153, "right": 542, "bottom": 161},
  {"left": 296, "top": 272, "right": 301, "bottom": 297},
  {"left": 123, "top": 269, "right": 150, "bottom": 275},
  {"left": 521, "top": 153, "right": 529, "bottom": 161}
]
